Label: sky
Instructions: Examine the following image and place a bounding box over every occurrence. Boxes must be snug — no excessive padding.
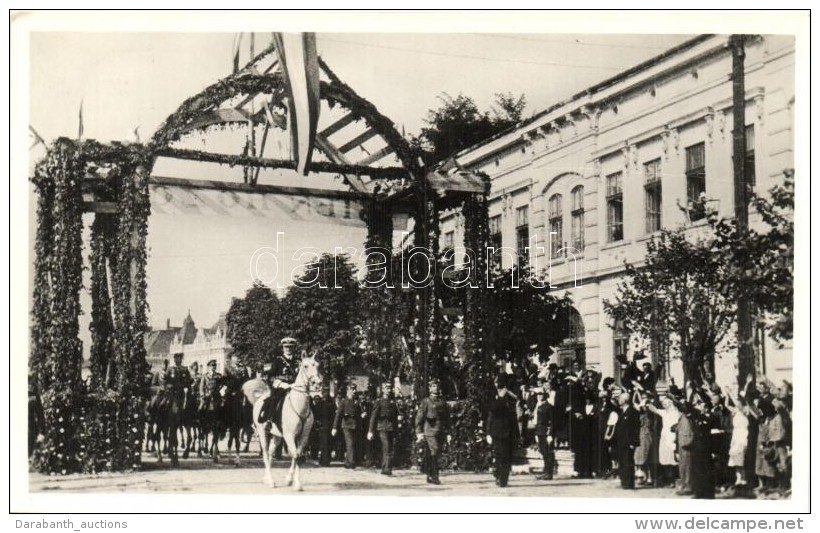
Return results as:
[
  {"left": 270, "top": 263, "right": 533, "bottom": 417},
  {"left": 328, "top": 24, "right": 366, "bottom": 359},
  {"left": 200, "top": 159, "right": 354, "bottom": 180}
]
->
[{"left": 26, "top": 17, "right": 695, "bottom": 333}]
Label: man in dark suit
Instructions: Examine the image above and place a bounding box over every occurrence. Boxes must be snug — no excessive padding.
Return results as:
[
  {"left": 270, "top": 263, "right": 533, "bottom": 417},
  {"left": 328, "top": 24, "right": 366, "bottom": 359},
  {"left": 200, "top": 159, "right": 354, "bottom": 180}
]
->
[
  {"left": 487, "top": 373, "right": 520, "bottom": 487},
  {"left": 368, "top": 380, "right": 399, "bottom": 475},
  {"left": 415, "top": 378, "right": 451, "bottom": 485},
  {"left": 312, "top": 383, "right": 336, "bottom": 466},
  {"left": 614, "top": 391, "right": 641, "bottom": 489},
  {"left": 332, "top": 382, "right": 360, "bottom": 469},
  {"left": 534, "top": 386, "right": 555, "bottom": 480}
]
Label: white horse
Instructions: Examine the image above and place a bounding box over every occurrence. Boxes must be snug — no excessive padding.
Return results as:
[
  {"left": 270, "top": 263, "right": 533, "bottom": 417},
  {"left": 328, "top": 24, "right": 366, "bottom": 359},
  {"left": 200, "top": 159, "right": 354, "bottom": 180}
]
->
[{"left": 251, "top": 355, "right": 322, "bottom": 491}]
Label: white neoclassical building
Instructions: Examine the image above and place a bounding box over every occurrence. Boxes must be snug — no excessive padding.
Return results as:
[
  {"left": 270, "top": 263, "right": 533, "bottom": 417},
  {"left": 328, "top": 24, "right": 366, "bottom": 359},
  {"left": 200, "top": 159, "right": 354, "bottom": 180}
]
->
[{"left": 441, "top": 34, "right": 794, "bottom": 385}]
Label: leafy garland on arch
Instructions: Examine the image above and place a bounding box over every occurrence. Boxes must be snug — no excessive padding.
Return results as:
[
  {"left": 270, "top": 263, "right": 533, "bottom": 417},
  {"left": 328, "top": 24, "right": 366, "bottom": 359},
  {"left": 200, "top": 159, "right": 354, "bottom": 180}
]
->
[
  {"left": 149, "top": 64, "right": 424, "bottom": 180},
  {"left": 445, "top": 176, "right": 494, "bottom": 471},
  {"left": 30, "top": 138, "right": 153, "bottom": 474},
  {"left": 30, "top": 139, "right": 86, "bottom": 475}
]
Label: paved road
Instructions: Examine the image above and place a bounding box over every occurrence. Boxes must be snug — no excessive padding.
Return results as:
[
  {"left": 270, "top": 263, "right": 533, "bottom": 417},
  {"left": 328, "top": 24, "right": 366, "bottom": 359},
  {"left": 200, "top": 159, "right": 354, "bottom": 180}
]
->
[{"left": 29, "top": 451, "right": 682, "bottom": 498}]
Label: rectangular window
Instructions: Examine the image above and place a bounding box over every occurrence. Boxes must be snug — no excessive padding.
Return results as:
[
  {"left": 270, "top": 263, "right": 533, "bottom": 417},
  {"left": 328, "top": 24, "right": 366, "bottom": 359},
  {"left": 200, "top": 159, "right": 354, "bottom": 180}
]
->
[
  {"left": 745, "top": 124, "right": 756, "bottom": 189},
  {"left": 686, "top": 142, "right": 706, "bottom": 221},
  {"left": 516, "top": 206, "right": 529, "bottom": 266},
  {"left": 644, "top": 159, "right": 662, "bottom": 234},
  {"left": 489, "top": 215, "right": 502, "bottom": 272},
  {"left": 571, "top": 187, "right": 584, "bottom": 252},
  {"left": 613, "top": 320, "right": 629, "bottom": 386},
  {"left": 548, "top": 195, "right": 563, "bottom": 257},
  {"left": 606, "top": 172, "right": 624, "bottom": 242}
]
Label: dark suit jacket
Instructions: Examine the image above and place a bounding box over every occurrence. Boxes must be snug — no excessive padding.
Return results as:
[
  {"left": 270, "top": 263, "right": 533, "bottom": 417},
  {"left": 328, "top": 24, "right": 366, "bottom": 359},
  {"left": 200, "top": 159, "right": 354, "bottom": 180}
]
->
[
  {"left": 487, "top": 394, "right": 520, "bottom": 440},
  {"left": 614, "top": 406, "right": 641, "bottom": 451}
]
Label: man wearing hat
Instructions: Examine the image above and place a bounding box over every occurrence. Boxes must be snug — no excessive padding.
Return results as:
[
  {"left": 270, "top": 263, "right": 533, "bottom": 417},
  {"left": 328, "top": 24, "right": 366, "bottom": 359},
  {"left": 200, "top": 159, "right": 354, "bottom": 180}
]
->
[
  {"left": 368, "top": 380, "right": 399, "bottom": 475},
  {"left": 415, "top": 377, "right": 451, "bottom": 485},
  {"left": 332, "top": 382, "right": 360, "bottom": 469},
  {"left": 487, "top": 373, "right": 520, "bottom": 487},
  {"left": 259, "top": 336, "right": 301, "bottom": 428}
]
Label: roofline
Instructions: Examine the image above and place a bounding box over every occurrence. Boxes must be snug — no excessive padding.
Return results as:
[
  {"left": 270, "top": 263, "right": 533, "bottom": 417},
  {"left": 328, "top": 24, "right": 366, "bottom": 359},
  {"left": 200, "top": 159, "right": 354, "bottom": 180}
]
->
[{"left": 453, "top": 34, "right": 718, "bottom": 164}]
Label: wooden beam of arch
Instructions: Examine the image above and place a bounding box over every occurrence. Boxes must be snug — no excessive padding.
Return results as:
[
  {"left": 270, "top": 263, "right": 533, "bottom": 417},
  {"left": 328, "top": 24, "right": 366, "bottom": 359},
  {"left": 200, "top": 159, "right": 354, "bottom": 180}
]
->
[
  {"left": 150, "top": 61, "right": 424, "bottom": 182},
  {"left": 154, "top": 146, "right": 410, "bottom": 180}
]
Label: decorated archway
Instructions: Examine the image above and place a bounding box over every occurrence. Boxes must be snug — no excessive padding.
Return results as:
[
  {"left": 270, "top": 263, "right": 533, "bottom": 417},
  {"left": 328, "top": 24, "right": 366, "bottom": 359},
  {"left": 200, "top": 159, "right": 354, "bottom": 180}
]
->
[{"left": 29, "top": 33, "right": 491, "bottom": 474}]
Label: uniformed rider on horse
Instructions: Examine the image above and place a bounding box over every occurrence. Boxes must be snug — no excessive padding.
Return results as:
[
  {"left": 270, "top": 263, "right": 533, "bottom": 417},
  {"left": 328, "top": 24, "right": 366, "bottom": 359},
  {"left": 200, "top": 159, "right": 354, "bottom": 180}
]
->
[{"left": 258, "top": 336, "right": 301, "bottom": 428}]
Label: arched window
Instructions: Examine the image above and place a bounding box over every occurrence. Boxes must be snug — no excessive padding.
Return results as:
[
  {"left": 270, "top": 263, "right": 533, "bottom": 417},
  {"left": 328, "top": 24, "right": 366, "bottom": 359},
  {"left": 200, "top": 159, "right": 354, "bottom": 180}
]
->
[
  {"left": 570, "top": 185, "right": 584, "bottom": 251},
  {"left": 548, "top": 194, "right": 563, "bottom": 257}
]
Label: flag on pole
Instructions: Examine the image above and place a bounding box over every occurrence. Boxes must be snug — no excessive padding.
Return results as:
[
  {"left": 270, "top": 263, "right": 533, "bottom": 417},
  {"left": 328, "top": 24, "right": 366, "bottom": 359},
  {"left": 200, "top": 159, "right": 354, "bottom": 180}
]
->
[
  {"left": 232, "top": 33, "right": 244, "bottom": 73},
  {"left": 272, "top": 32, "right": 320, "bottom": 176},
  {"left": 78, "top": 99, "right": 84, "bottom": 140}
]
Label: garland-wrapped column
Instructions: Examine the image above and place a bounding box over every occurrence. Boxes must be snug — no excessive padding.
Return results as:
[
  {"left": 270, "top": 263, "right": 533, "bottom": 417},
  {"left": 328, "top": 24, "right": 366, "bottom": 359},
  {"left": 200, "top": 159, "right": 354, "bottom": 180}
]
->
[
  {"left": 89, "top": 214, "right": 115, "bottom": 391},
  {"left": 109, "top": 156, "right": 152, "bottom": 470},
  {"left": 462, "top": 175, "right": 492, "bottom": 410},
  {"left": 360, "top": 196, "right": 396, "bottom": 381},
  {"left": 411, "top": 179, "right": 441, "bottom": 398},
  {"left": 30, "top": 139, "right": 86, "bottom": 474}
]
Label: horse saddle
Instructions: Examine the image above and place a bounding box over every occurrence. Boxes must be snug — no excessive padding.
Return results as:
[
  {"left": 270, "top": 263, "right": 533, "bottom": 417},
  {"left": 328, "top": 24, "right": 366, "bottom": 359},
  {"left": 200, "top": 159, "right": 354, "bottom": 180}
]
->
[{"left": 258, "top": 392, "right": 286, "bottom": 431}]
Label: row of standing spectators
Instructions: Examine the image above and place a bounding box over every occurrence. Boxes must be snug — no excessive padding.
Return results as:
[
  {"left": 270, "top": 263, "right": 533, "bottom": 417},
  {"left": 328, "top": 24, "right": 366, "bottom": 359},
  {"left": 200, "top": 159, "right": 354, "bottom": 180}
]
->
[{"left": 519, "top": 356, "right": 792, "bottom": 499}]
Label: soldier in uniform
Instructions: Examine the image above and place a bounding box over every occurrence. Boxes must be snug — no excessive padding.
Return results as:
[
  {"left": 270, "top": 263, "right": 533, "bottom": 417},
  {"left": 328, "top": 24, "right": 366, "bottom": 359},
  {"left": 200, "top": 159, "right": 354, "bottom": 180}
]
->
[
  {"left": 198, "top": 359, "right": 223, "bottom": 456},
  {"left": 222, "top": 354, "right": 247, "bottom": 465},
  {"left": 150, "top": 358, "right": 170, "bottom": 414},
  {"left": 415, "top": 377, "right": 451, "bottom": 485},
  {"left": 258, "top": 337, "right": 301, "bottom": 429},
  {"left": 332, "top": 382, "right": 360, "bottom": 469},
  {"left": 199, "top": 360, "right": 222, "bottom": 411},
  {"left": 164, "top": 352, "right": 193, "bottom": 466},
  {"left": 486, "top": 373, "right": 520, "bottom": 487},
  {"left": 368, "top": 380, "right": 399, "bottom": 475}
]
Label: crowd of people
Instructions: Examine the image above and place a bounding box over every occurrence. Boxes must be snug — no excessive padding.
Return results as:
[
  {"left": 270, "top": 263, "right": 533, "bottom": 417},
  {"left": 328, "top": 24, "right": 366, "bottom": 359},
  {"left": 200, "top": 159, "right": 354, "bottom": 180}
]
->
[
  {"left": 518, "top": 354, "right": 793, "bottom": 499},
  {"left": 87, "top": 336, "right": 792, "bottom": 498}
]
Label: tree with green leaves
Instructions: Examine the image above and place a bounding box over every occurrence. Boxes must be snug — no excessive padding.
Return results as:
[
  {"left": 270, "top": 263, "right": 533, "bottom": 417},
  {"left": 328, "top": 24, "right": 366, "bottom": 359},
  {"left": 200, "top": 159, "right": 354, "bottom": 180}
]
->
[
  {"left": 711, "top": 171, "right": 794, "bottom": 343},
  {"left": 605, "top": 172, "right": 794, "bottom": 384},
  {"left": 411, "top": 92, "right": 526, "bottom": 165},
  {"left": 225, "top": 281, "right": 283, "bottom": 371},
  {"left": 604, "top": 229, "right": 736, "bottom": 383},
  {"left": 279, "top": 253, "right": 361, "bottom": 382},
  {"left": 485, "top": 266, "right": 574, "bottom": 369}
]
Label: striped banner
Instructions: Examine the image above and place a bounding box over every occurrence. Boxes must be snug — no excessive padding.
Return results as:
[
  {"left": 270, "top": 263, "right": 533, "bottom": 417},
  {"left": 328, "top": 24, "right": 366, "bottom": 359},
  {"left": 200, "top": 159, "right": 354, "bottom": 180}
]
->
[{"left": 273, "top": 33, "right": 320, "bottom": 176}]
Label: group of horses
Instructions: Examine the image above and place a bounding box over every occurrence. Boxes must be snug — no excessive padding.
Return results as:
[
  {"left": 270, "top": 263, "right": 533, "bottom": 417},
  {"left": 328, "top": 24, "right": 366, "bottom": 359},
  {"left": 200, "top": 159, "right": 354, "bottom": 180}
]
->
[
  {"left": 143, "top": 356, "right": 322, "bottom": 491},
  {"left": 144, "top": 369, "right": 253, "bottom": 467}
]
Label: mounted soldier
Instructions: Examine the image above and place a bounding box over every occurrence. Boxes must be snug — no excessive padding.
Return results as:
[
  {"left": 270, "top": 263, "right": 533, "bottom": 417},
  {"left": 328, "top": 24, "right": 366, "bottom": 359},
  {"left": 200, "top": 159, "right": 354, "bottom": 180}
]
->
[
  {"left": 198, "top": 359, "right": 223, "bottom": 461},
  {"left": 258, "top": 337, "right": 301, "bottom": 429},
  {"left": 163, "top": 352, "right": 193, "bottom": 466}
]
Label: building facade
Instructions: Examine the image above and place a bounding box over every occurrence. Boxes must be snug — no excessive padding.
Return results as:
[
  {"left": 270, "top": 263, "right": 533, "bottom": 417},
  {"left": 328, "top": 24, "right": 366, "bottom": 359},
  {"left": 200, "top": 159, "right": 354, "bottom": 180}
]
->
[
  {"left": 144, "top": 311, "right": 232, "bottom": 373},
  {"left": 442, "top": 35, "right": 794, "bottom": 385}
]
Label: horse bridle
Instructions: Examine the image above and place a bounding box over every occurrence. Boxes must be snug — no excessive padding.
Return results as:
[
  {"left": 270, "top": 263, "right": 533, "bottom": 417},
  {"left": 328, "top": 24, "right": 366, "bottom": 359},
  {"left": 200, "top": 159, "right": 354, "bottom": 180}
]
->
[{"left": 282, "top": 362, "right": 321, "bottom": 427}]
